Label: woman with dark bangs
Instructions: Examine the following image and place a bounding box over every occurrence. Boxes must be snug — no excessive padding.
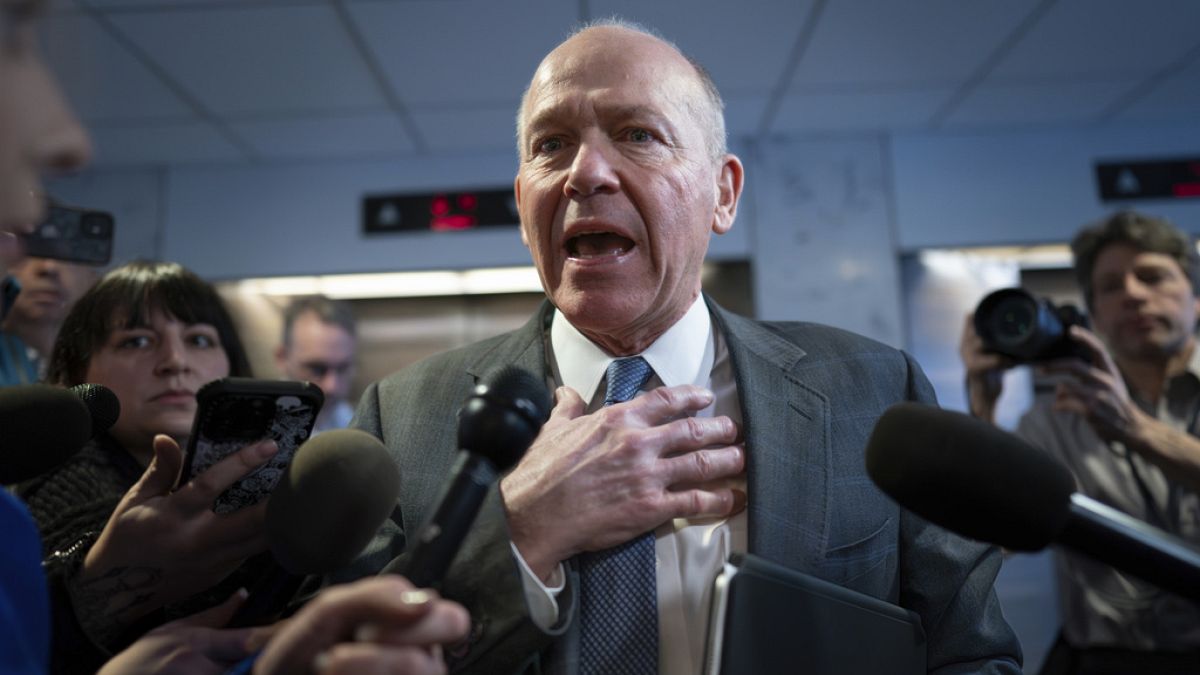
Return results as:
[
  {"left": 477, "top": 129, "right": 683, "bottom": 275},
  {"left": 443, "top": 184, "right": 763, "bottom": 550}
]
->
[{"left": 16, "top": 260, "right": 278, "bottom": 673}]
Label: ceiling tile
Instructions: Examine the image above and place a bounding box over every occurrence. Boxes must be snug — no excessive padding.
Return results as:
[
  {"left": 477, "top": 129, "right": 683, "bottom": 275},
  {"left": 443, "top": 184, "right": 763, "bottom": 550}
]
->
[
  {"left": 771, "top": 89, "right": 953, "bottom": 133},
  {"left": 990, "top": 0, "right": 1200, "bottom": 80},
  {"left": 410, "top": 105, "right": 521, "bottom": 155},
  {"left": 347, "top": 0, "right": 576, "bottom": 107},
  {"left": 84, "top": 0, "right": 319, "bottom": 8},
  {"left": 229, "top": 111, "right": 416, "bottom": 160},
  {"left": 39, "top": 10, "right": 195, "bottom": 122},
  {"left": 1113, "top": 61, "right": 1200, "bottom": 122},
  {"left": 87, "top": 121, "right": 246, "bottom": 165},
  {"left": 591, "top": 0, "right": 816, "bottom": 95},
  {"left": 107, "top": 4, "right": 387, "bottom": 115},
  {"left": 790, "top": 0, "right": 1042, "bottom": 87},
  {"left": 943, "top": 80, "right": 1137, "bottom": 128}
]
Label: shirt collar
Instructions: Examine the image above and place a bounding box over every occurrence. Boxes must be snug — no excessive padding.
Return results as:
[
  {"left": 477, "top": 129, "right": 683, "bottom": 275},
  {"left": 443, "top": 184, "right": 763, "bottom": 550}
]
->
[{"left": 550, "top": 294, "right": 715, "bottom": 402}]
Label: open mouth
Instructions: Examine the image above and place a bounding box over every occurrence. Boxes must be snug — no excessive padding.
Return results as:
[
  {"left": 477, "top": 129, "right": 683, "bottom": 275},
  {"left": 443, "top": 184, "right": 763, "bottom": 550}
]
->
[{"left": 566, "top": 232, "right": 635, "bottom": 259}]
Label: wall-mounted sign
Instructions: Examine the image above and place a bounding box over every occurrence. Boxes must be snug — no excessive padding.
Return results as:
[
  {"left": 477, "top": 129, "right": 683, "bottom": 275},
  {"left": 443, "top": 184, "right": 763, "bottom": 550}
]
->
[
  {"left": 1095, "top": 158, "right": 1200, "bottom": 202},
  {"left": 363, "top": 188, "right": 518, "bottom": 234}
]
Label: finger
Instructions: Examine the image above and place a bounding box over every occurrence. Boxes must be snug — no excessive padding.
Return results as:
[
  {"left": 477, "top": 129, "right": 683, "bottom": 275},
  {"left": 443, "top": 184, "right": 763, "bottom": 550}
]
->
[
  {"left": 617, "top": 385, "right": 716, "bottom": 424},
  {"left": 130, "top": 434, "right": 186, "bottom": 499},
  {"left": 1042, "top": 358, "right": 1119, "bottom": 392},
  {"left": 256, "top": 578, "right": 434, "bottom": 673},
  {"left": 541, "top": 387, "right": 586, "bottom": 432},
  {"left": 662, "top": 445, "right": 744, "bottom": 487},
  {"left": 1069, "top": 325, "right": 1121, "bottom": 374},
  {"left": 353, "top": 601, "right": 470, "bottom": 647},
  {"left": 662, "top": 487, "right": 737, "bottom": 519},
  {"left": 314, "top": 643, "right": 445, "bottom": 675},
  {"left": 655, "top": 415, "right": 739, "bottom": 456},
  {"left": 182, "top": 440, "right": 278, "bottom": 505}
]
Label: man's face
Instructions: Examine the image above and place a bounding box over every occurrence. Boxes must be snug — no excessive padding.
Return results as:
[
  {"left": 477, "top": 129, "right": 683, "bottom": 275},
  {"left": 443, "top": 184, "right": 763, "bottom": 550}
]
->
[
  {"left": 0, "top": 0, "right": 91, "bottom": 267},
  {"left": 4, "top": 256, "right": 97, "bottom": 326},
  {"left": 515, "top": 27, "right": 742, "bottom": 355},
  {"left": 276, "top": 311, "right": 356, "bottom": 404},
  {"left": 1088, "top": 243, "right": 1200, "bottom": 362}
]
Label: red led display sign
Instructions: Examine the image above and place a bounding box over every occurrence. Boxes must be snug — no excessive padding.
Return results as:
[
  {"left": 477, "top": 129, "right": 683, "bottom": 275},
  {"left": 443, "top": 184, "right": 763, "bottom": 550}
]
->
[
  {"left": 1095, "top": 158, "right": 1200, "bottom": 202},
  {"left": 362, "top": 188, "right": 518, "bottom": 234}
]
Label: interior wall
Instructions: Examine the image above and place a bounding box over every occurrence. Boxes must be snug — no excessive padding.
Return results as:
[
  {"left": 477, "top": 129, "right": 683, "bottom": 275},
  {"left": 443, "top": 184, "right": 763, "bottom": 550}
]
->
[{"left": 46, "top": 120, "right": 1200, "bottom": 352}]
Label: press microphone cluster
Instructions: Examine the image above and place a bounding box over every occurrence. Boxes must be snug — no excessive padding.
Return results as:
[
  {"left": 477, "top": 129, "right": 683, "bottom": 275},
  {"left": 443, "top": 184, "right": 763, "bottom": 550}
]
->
[
  {"left": 865, "top": 402, "right": 1200, "bottom": 603},
  {"left": 228, "top": 428, "right": 401, "bottom": 627},
  {"left": 388, "top": 365, "right": 551, "bottom": 588},
  {"left": 1, "top": 383, "right": 120, "bottom": 484}
]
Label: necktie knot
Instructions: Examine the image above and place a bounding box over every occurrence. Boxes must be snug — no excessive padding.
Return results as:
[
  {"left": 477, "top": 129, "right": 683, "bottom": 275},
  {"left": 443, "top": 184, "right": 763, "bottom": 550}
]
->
[{"left": 604, "top": 357, "right": 653, "bottom": 406}]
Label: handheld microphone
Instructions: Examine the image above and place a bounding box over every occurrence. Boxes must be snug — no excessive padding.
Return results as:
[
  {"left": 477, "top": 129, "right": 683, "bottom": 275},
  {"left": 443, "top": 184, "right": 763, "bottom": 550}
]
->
[
  {"left": 865, "top": 402, "right": 1200, "bottom": 603},
  {"left": 390, "top": 366, "right": 551, "bottom": 588},
  {"left": 1, "top": 383, "right": 121, "bottom": 484},
  {"left": 227, "top": 428, "right": 400, "bottom": 627}
]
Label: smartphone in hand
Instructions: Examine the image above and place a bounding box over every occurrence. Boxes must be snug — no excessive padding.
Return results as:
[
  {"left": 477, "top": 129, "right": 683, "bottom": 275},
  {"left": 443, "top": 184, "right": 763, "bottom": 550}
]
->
[{"left": 181, "top": 378, "right": 324, "bottom": 513}]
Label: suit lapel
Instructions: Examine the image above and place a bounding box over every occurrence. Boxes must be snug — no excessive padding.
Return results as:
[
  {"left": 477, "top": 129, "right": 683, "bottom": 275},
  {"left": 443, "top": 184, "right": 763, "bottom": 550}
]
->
[
  {"left": 709, "top": 300, "right": 831, "bottom": 572},
  {"left": 465, "top": 300, "right": 554, "bottom": 385}
]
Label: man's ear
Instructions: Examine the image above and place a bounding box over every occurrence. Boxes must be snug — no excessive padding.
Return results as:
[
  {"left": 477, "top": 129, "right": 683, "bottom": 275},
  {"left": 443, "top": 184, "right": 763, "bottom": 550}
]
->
[
  {"left": 515, "top": 175, "right": 530, "bottom": 248},
  {"left": 273, "top": 345, "right": 288, "bottom": 373},
  {"left": 712, "top": 154, "right": 744, "bottom": 235}
]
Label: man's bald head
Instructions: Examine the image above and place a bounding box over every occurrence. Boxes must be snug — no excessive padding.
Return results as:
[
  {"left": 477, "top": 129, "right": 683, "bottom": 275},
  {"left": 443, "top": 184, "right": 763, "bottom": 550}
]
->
[{"left": 516, "top": 19, "right": 727, "bottom": 161}]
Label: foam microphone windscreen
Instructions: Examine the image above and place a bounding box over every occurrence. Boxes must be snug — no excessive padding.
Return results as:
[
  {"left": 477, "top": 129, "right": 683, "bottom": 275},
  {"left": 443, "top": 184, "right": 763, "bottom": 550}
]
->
[
  {"left": 457, "top": 365, "right": 552, "bottom": 471},
  {"left": 865, "top": 402, "right": 1075, "bottom": 551},
  {"left": 266, "top": 428, "right": 400, "bottom": 574},
  {"left": 1, "top": 384, "right": 92, "bottom": 484},
  {"left": 71, "top": 383, "right": 120, "bottom": 438}
]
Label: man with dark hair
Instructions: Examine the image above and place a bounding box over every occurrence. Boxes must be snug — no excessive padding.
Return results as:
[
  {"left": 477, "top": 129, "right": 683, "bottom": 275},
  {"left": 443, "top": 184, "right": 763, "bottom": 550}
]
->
[
  {"left": 276, "top": 295, "right": 358, "bottom": 432},
  {"left": 349, "top": 19, "right": 1021, "bottom": 675},
  {"left": 0, "top": 256, "right": 98, "bottom": 386},
  {"left": 962, "top": 210, "right": 1200, "bottom": 673}
]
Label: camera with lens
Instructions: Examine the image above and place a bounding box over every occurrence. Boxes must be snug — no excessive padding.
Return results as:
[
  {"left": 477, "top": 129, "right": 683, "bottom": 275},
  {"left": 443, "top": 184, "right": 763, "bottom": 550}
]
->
[{"left": 973, "top": 288, "right": 1090, "bottom": 363}]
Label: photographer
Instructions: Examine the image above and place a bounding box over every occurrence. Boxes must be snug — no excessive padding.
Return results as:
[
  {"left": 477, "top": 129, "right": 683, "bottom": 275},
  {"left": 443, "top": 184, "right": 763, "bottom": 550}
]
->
[{"left": 961, "top": 211, "right": 1200, "bottom": 674}]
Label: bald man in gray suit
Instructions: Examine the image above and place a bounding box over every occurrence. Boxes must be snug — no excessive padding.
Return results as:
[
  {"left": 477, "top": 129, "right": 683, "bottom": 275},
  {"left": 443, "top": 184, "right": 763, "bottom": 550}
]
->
[{"left": 345, "top": 20, "right": 1021, "bottom": 675}]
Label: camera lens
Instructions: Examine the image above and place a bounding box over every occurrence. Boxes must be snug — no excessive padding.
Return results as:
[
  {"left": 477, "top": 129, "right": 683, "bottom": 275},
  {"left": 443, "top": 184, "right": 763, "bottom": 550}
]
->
[{"left": 987, "top": 294, "right": 1037, "bottom": 348}]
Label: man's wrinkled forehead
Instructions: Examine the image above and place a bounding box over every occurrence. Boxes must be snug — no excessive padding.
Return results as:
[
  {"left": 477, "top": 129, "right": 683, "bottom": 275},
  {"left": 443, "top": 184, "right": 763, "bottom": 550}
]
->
[{"left": 521, "top": 27, "right": 703, "bottom": 132}]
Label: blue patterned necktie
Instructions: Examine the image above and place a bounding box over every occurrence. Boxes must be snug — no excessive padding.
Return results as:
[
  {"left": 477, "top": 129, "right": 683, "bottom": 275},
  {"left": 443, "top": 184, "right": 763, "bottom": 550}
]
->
[{"left": 578, "top": 356, "right": 658, "bottom": 675}]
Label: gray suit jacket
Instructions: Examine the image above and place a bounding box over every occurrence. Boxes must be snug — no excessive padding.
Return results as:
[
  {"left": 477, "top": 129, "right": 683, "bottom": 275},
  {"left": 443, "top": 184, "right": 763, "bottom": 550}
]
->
[{"left": 344, "top": 298, "right": 1022, "bottom": 674}]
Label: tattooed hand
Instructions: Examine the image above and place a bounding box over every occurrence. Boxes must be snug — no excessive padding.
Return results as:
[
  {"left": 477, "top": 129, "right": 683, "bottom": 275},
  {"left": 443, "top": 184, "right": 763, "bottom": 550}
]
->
[{"left": 72, "top": 434, "right": 275, "bottom": 640}]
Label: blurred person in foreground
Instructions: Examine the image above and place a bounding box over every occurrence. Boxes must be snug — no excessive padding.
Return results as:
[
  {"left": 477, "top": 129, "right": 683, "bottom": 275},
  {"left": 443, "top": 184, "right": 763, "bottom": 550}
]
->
[
  {"left": 0, "top": 1, "right": 466, "bottom": 672},
  {"left": 345, "top": 18, "right": 1021, "bottom": 674},
  {"left": 961, "top": 210, "right": 1200, "bottom": 674}
]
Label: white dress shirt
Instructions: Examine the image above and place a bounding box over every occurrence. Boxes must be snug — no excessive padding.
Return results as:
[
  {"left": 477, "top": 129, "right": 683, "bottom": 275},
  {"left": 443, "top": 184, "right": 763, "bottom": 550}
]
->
[{"left": 511, "top": 295, "right": 748, "bottom": 674}]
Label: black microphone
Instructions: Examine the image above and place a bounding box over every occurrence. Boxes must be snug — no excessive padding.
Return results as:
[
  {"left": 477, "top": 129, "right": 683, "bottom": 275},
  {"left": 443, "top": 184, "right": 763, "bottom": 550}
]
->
[
  {"left": 387, "top": 366, "right": 551, "bottom": 588},
  {"left": 865, "top": 402, "right": 1200, "bottom": 603},
  {"left": 1, "top": 383, "right": 121, "bottom": 484},
  {"left": 228, "top": 428, "right": 400, "bottom": 627}
]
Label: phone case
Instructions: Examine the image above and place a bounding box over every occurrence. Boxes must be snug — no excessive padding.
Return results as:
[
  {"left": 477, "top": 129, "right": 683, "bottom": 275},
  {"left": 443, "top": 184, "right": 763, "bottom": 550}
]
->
[{"left": 183, "top": 378, "right": 324, "bottom": 513}]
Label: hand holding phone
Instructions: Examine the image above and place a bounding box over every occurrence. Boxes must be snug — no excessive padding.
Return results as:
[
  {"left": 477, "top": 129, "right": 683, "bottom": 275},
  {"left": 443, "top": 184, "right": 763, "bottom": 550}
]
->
[{"left": 181, "top": 378, "right": 324, "bottom": 513}]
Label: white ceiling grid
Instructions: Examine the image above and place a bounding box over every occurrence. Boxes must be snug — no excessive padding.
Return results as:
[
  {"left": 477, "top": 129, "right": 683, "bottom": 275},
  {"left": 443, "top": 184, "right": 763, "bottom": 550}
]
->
[{"left": 38, "top": 0, "right": 1200, "bottom": 167}]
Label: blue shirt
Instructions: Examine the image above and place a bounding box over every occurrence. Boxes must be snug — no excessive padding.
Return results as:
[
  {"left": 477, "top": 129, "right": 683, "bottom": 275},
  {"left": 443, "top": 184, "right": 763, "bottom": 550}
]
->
[{"left": 0, "top": 490, "right": 50, "bottom": 674}]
